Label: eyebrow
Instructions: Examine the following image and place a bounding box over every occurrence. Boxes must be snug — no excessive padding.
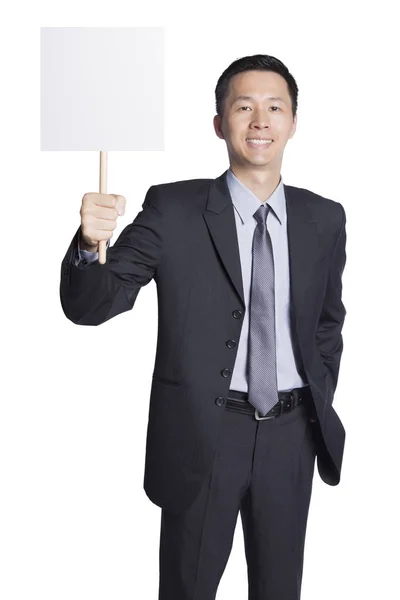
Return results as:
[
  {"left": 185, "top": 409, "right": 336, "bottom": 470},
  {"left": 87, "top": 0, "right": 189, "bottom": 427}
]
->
[{"left": 232, "top": 95, "right": 286, "bottom": 104}]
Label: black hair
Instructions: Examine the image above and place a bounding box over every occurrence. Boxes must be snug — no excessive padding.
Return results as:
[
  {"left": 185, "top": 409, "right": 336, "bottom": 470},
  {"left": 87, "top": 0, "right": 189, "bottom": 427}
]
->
[{"left": 215, "top": 54, "right": 298, "bottom": 119}]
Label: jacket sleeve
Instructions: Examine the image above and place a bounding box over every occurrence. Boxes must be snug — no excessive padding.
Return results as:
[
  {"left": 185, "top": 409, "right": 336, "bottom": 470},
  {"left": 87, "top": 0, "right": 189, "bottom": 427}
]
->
[
  {"left": 316, "top": 203, "right": 347, "bottom": 399},
  {"left": 60, "top": 185, "right": 164, "bottom": 326}
]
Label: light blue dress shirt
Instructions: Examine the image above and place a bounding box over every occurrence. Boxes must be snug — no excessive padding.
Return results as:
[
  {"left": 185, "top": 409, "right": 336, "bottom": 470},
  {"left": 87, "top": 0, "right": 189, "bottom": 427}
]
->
[
  {"left": 74, "top": 169, "right": 308, "bottom": 393},
  {"left": 225, "top": 168, "right": 307, "bottom": 393}
]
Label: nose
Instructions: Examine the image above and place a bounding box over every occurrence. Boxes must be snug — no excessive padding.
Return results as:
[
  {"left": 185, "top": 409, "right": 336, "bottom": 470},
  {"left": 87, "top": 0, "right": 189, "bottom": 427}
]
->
[
  {"left": 250, "top": 118, "right": 270, "bottom": 130},
  {"left": 250, "top": 108, "right": 271, "bottom": 127}
]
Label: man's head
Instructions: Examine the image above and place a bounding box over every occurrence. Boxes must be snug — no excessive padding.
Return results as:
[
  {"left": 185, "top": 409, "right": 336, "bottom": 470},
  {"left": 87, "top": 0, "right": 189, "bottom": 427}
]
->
[{"left": 213, "top": 54, "right": 298, "bottom": 173}]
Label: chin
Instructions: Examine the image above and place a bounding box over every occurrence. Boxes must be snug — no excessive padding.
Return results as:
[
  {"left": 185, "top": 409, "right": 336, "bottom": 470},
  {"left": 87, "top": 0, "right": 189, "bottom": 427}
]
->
[{"left": 247, "top": 157, "right": 272, "bottom": 166}]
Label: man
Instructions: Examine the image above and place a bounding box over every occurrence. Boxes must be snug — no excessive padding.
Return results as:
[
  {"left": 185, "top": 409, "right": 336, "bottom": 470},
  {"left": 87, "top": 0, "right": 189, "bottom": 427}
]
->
[{"left": 60, "top": 54, "right": 347, "bottom": 599}]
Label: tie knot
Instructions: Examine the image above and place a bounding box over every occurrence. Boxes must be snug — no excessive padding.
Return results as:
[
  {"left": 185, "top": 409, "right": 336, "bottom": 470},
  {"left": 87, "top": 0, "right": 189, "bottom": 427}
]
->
[{"left": 253, "top": 203, "right": 270, "bottom": 225}]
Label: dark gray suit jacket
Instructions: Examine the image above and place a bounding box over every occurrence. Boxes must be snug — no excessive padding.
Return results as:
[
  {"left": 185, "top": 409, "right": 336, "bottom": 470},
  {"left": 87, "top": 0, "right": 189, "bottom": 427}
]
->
[{"left": 60, "top": 169, "right": 347, "bottom": 513}]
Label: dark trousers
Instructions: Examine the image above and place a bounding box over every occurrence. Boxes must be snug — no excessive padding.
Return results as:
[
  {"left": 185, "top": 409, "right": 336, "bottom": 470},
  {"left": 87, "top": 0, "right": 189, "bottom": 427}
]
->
[{"left": 158, "top": 393, "right": 317, "bottom": 600}]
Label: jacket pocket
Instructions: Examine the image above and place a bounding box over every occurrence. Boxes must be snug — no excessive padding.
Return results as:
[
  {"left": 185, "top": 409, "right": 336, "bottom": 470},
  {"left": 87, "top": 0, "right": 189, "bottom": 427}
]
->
[{"left": 152, "top": 375, "right": 182, "bottom": 387}]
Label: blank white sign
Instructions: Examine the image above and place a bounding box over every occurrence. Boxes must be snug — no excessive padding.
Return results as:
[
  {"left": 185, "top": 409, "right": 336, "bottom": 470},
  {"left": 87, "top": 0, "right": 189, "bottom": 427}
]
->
[{"left": 40, "top": 27, "right": 165, "bottom": 151}]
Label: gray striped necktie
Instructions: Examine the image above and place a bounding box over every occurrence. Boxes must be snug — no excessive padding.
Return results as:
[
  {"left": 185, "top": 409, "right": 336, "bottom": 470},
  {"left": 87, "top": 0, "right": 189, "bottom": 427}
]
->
[{"left": 247, "top": 203, "right": 279, "bottom": 416}]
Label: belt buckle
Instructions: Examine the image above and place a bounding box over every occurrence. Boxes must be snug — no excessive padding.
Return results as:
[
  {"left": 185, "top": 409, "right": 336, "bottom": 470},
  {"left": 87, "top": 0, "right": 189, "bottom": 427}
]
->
[
  {"left": 254, "top": 408, "right": 276, "bottom": 421},
  {"left": 282, "top": 392, "right": 296, "bottom": 415}
]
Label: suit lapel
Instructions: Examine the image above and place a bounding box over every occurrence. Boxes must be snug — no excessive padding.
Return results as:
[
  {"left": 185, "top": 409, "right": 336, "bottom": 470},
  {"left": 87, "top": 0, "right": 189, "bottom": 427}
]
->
[
  {"left": 203, "top": 170, "right": 246, "bottom": 305},
  {"left": 203, "top": 170, "right": 322, "bottom": 319}
]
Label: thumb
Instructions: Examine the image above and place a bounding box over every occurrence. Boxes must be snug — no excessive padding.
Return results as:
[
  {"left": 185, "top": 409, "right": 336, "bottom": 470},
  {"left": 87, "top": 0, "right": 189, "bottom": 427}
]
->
[{"left": 111, "top": 194, "right": 126, "bottom": 216}]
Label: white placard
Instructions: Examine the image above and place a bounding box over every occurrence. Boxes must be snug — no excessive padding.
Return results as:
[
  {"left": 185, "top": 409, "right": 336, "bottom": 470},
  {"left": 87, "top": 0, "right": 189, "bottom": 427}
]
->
[{"left": 41, "top": 27, "right": 165, "bottom": 151}]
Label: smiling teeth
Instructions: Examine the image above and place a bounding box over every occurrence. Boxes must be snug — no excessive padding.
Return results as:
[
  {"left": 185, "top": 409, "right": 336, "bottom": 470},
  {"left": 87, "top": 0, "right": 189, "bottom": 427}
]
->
[{"left": 246, "top": 139, "right": 273, "bottom": 144}]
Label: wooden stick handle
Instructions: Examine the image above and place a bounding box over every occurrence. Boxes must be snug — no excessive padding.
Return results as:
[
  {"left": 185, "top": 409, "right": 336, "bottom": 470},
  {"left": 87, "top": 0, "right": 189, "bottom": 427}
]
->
[{"left": 98, "top": 151, "right": 107, "bottom": 265}]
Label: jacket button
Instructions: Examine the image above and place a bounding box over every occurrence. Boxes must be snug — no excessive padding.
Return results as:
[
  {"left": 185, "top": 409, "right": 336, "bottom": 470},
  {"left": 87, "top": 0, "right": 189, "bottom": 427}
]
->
[
  {"left": 232, "top": 310, "right": 242, "bottom": 319},
  {"left": 226, "top": 339, "right": 237, "bottom": 349},
  {"left": 63, "top": 268, "right": 69, "bottom": 275},
  {"left": 221, "top": 368, "right": 231, "bottom": 378},
  {"left": 215, "top": 396, "right": 225, "bottom": 407}
]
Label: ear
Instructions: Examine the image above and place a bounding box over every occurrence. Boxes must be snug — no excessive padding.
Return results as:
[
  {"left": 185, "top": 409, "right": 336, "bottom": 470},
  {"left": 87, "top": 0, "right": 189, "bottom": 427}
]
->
[
  {"left": 213, "top": 114, "right": 225, "bottom": 140},
  {"left": 289, "top": 113, "right": 297, "bottom": 139}
]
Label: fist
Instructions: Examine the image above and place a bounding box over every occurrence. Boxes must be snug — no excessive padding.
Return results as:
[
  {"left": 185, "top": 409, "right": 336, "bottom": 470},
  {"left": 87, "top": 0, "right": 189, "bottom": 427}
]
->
[{"left": 80, "top": 192, "right": 126, "bottom": 250}]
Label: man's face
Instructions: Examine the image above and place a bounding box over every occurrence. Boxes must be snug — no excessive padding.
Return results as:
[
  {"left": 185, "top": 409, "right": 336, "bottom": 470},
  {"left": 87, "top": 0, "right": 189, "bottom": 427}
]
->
[{"left": 214, "top": 70, "right": 297, "bottom": 170}]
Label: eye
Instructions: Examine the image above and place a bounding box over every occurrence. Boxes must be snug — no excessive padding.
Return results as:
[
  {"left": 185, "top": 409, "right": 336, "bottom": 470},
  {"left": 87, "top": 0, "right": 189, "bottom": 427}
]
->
[{"left": 238, "top": 106, "right": 281, "bottom": 111}]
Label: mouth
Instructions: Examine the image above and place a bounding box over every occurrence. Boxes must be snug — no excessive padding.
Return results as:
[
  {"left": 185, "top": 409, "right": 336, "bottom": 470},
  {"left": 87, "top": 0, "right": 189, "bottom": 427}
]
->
[{"left": 245, "top": 138, "right": 274, "bottom": 149}]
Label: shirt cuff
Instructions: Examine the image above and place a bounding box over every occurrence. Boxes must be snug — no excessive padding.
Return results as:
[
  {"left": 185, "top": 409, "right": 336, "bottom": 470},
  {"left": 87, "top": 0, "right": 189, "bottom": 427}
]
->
[{"left": 76, "top": 231, "right": 110, "bottom": 266}]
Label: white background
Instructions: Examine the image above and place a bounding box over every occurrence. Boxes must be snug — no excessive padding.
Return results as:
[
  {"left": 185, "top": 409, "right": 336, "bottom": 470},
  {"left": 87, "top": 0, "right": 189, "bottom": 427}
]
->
[{"left": 1, "top": 2, "right": 399, "bottom": 599}]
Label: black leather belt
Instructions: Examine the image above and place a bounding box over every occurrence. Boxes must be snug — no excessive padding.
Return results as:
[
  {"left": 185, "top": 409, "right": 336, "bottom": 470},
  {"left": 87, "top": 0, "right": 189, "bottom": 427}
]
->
[{"left": 226, "top": 386, "right": 311, "bottom": 420}]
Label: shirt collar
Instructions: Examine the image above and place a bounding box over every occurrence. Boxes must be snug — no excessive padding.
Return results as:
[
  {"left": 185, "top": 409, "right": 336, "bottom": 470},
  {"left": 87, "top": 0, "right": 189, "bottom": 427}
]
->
[{"left": 225, "top": 167, "right": 285, "bottom": 225}]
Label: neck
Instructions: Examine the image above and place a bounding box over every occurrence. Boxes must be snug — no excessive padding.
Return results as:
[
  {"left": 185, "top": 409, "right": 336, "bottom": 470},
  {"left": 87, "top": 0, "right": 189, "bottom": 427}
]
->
[{"left": 229, "top": 165, "right": 281, "bottom": 202}]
